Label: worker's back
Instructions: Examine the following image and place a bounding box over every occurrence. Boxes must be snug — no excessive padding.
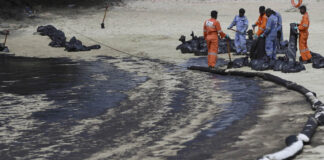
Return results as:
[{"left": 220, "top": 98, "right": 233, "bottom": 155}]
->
[
  {"left": 204, "top": 18, "right": 220, "bottom": 40},
  {"left": 266, "top": 14, "right": 278, "bottom": 38}
]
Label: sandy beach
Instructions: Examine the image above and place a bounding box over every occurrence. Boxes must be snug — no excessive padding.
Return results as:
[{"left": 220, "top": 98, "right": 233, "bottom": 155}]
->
[{"left": 1, "top": 0, "right": 324, "bottom": 159}]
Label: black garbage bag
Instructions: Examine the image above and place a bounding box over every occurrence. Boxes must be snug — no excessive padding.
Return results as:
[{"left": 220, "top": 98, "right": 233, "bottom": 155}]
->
[
  {"left": 218, "top": 38, "right": 235, "bottom": 54},
  {"left": 176, "top": 42, "right": 194, "bottom": 53},
  {"left": 49, "top": 30, "right": 66, "bottom": 47},
  {"left": 247, "top": 29, "right": 254, "bottom": 40},
  {"left": 246, "top": 39, "right": 253, "bottom": 53},
  {"left": 250, "top": 37, "right": 266, "bottom": 60},
  {"left": 176, "top": 32, "right": 236, "bottom": 55},
  {"left": 276, "top": 40, "right": 289, "bottom": 54},
  {"left": 37, "top": 25, "right": 58, "bottom": 36},
  {"left": 176, "top": 35, "right": 195, "bottom": 54},
  {"left": 312, "top": 58, "right": 324, "bottom": 68},
  {"left": 281, "top": 61, "right": 305, "bottom": 73},
  {"left": 199, "top": 39, "right": 207, "bottom": 49},
  {"left": 311, "top": 52, "right": 324, "bottom": 68},
  {"left": 285, "top": 23, "right": 299, "bottom": 62},
  {"left": 194, "top": 47, "right": 208, "bottom": 56},
  {"left": 251, "top": 56, "right": 273, "bottom": 71},
  {"left": 194, "top": 37, "right": 208, "bottom": 55},
  {"left": 65, "top": 37, "right": 101, "bottom": 52},
  {"left": 190, "top": 38, "right": 200, "bottom": 53},
  {"left": 311, "top": 52, "right": 323, "bottom": 58},
  {"left": 37, "top": 25, "right": 100, "bottom": 52},
  {"left": 37, "top": 25, "right": 66, "bottom": 47},
  {"left": 232, "top": 57, "right": 250, "bottom": 68},
  {"left": 194, "top": 36, "right": 208, "bottom": 55},
  {"left": 273, "top": 59, "right": 285, "bottom": 71}
]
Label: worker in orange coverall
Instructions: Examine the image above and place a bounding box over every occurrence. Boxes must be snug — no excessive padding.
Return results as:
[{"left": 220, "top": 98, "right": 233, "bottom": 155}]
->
[
  {"left": 252, "top": 6, "right": 267, "bottom": 38},
  {"left": 203, "top": 10, "right": 229, "bottom": 68},
  {"left": 297, "top": 5, "right": 312, "bottom": 63}
]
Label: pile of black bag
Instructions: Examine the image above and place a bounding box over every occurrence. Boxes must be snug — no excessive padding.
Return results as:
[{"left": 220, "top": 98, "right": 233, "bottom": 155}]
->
[
  {"left": 176, "top": 31, "right": 236, "bottom": 56},
  {"left": 177, "top": 29, "right": 289, "bottom": 56},
  {"left": 37, "top": 25, "right": 101, "bottom": 52},
  {"left": 232, "top": 56, "right": 305, "bottom": 73},
  {"left": 245, "top": 23, "right": 306, "bottom": 73},
  {"left": 311, "top": 52, "right": 324, "bottom": 68},
  {"left": 232, "top": 23, "right": 307, "bottom": 73}
]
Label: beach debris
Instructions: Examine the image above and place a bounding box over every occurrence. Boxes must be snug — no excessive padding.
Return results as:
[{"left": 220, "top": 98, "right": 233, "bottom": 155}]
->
[
  {"left": 250, "top": 36, "right": 266, "bottom": 59},
  {"left": 286, "top": 23, "right": 298, "bottom": 62},
  {"left": 36, "top": 25, "right": 101, "bottom": 52},
  {"left": 37, "top": 25, "right": 66, "bottom": 47},
  {"left": 177, "top": 30, "right": 269, "bottom": 56},
  {"left": 176, "top": 31, "right": 236, "bottom": 56},
  {"left": 250, "top": 57, "right": 305, "bottom": 73},
  {"left": 232, "top": 57, "right": 250, "bottom": 68},
  {"left": 311, "top": 52, "right": 324, "bottom": 68},
  {"left": 65, "top": 37, "right": 101, "bottom": 52}
]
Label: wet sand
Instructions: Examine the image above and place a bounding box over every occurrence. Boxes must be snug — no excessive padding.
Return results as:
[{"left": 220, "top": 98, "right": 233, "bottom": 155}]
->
[{"left": 1, "top": 0, "right": 324, "bottom": 159}]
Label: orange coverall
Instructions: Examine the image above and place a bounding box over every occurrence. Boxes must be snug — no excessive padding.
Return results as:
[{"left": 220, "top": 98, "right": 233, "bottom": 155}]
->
[
  {"left": 255, "top": 14, "right": 268, "bottom": 36},
  {"left": 298, "top": 12, "right": 312, "bottom": 61},
  {"left": 203, "top": 18, "right": 226, "bottom": 67}
]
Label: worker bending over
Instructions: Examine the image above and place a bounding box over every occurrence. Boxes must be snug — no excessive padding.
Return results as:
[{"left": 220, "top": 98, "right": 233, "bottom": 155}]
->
[
  {"left": 204, "top": 10, "right": 229, "bottom": 68},
  {"left": 263, "top": 8, "right": 278, "bottom": 60},
  {"left": 297, "top": 5, "right": 312, "bottom": 63},
  {"left": 227, "top": 8, "right": 249, "bottom": 55},
  {"left": 252, "top": 6, "right": 267, "bottom": 38}
]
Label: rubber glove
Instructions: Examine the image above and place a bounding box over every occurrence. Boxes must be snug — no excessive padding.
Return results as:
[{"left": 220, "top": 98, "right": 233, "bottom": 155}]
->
[
  {"left": 260, "top": 34, "right": 264, "bottom": 38},
  {"left": 253, "top": 34, "right": 258, "bottom": 39},
  {"left": 227, "top": 27, "right": 231, "bottom": 30},
  {"left": 252, "top": 24, "right": 256, "bottom": 29},
  {"left": 225, "top": 34, "right": 230, "bottom": 39},
  {"left": 294, "top": 26, "right": 298, "bottom": 30}
]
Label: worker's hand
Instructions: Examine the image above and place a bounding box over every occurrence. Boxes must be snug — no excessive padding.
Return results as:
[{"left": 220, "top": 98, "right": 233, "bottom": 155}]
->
[
  {"left": 227, "top": 27, "right": 231, "bottom": 30},
  {"left": 225, "top": 34, "right": 230, "bottom": 39},
  {"left": 253, "top": 34, "right": 258, "bottom": 39},
  {"left": 252, "top": 24, "right": 256, "bottom": 29},
  {"left": 260, "top": 34, "right": 264, "bottom": 38},
  {"left": 294, "top": 26, "right": 298, "bottom": 30}
]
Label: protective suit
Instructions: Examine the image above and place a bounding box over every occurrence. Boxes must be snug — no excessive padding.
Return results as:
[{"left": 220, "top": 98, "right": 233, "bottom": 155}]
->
[
  {"left": 264, "top": 14, "right": 278, "bottom": 59},
  {"left": 204, "top": 18, "right": 226, "bottom": 67},
  {"left": 228, "top": 15, "right": 249, "bottom": 54},
  {"left": 298, "top": 12, "right": 312, "bottom": 61},
  {"left": 275, "top": 11, "right": 283, "bottom": 42},
  {"left": 255, "top": 14, "right": 268, "bottom": 36}
]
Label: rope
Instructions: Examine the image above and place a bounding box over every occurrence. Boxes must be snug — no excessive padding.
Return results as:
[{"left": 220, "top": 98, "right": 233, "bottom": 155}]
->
[{"left": 66, "top": 27, "right": 139, "bottom": 58}]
